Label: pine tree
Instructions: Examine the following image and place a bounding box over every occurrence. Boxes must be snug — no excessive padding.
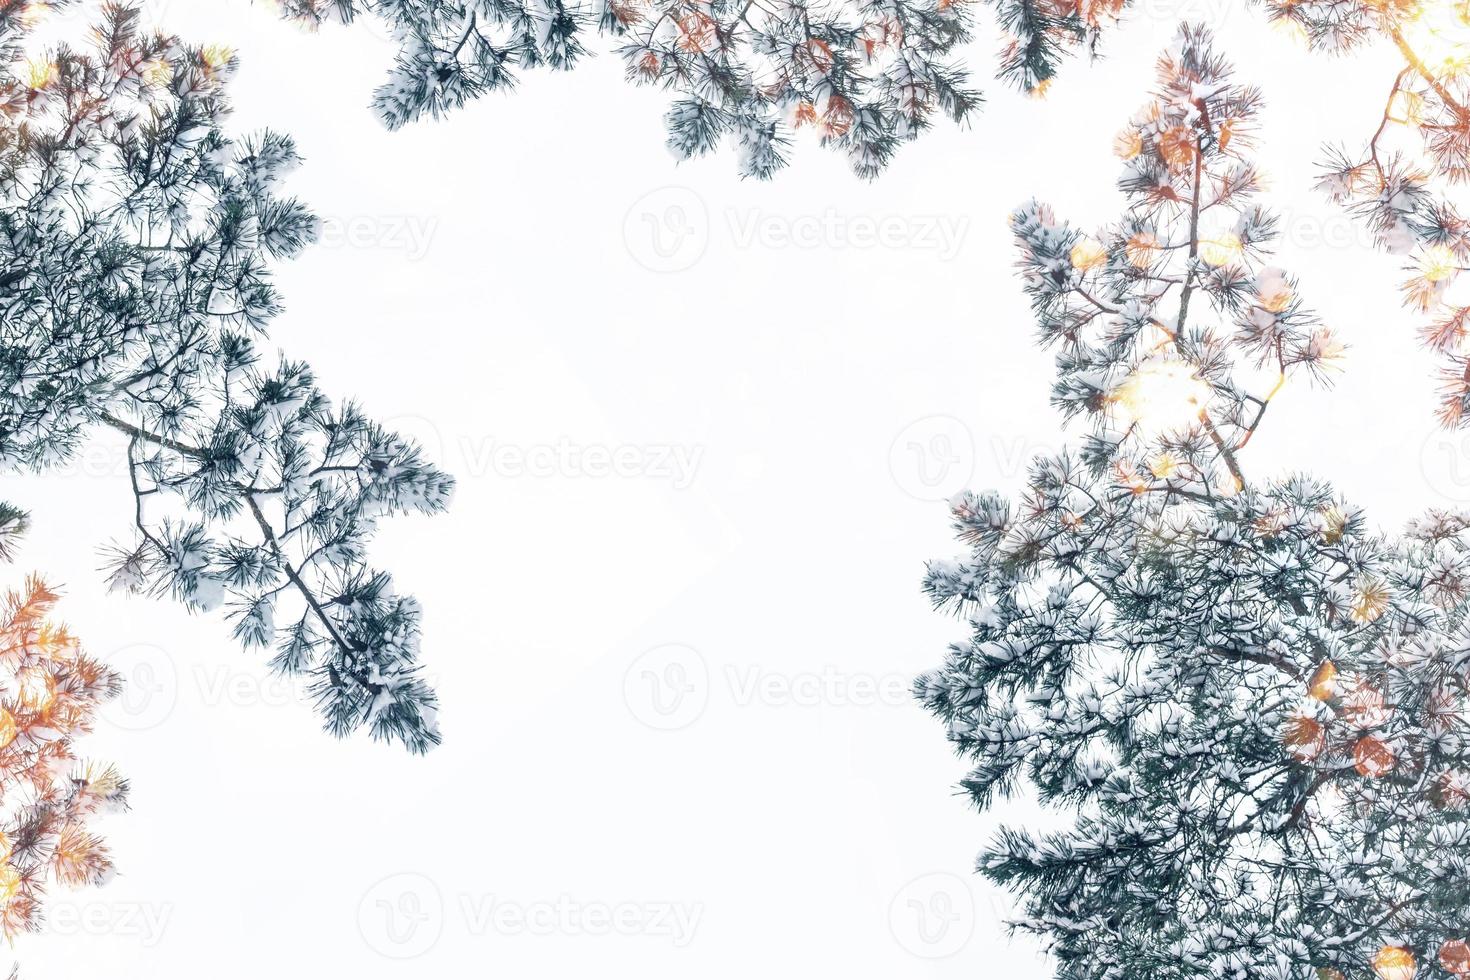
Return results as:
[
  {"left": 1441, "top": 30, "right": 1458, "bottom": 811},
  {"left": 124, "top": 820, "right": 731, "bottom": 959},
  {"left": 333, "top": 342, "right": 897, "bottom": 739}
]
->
[
  {"left": 960, "top": 0, "right": 1470, "bottom": 430},
  {"left": 917, "top": 26, "right": 1470, "bottom": 979},
  {"left": 1292, "top": 0, "right": 1470, "bottom": 428},
  {"left": 263, "top": 0, "right": 1470, "bottom": 430},
  {"left": 958, "top": 0, "right": 1470, "bottom": 429},
  {"left": 1, "top": 1, "right": 453, "bottom": 753},
  {"left": 272, "top": 0, "right": 983, "bottom": 178},
  {"left": 0, "top": 508, "right": 128, "bottom": 953}
]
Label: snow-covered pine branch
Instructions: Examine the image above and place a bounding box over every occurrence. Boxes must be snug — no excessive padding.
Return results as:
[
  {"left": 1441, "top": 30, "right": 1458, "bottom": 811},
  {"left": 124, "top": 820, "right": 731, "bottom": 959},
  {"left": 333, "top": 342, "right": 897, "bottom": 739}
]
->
[
  {"left": 918, "top": 25, "right": 1470, "bottom": 979},
  {"left": 0, "top": 510, "right": 129, "bottom": 970},
  {"left": 264, "top": 0, "right": 1470, "bottom": 425},
  {"left": 976, "top": 0, "right": 1470, "bottom": 431},
  {"left": 1294, "top": 0, "right": 1470, "bottom": 429},
  {"left": 0, "top": 2, "right": 453, "bottom": 753},
  {"left": 272, "top": 0, "right": 983, "bottom": 178}
]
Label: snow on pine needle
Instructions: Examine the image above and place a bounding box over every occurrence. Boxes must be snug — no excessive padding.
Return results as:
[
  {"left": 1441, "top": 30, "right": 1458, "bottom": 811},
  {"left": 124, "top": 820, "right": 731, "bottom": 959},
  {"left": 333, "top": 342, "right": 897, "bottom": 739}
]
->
[
  {"left": 1293, "top": 0, "right": 1470, "bottom": 429},
  {"left": 271, "top": 0, "right": 984, "bottom": 178},
  {"left": 266, "top": 0, "right": 1470, "bottom": 421},
  {"left": 0, "top": 563, "right": 127, "bottom": 950},
  {"left": 917, "top": 26, "right": 1470, "bottom": 980},
  {"left": 0, "top": 2, "right": 453, "bottom": 753}
]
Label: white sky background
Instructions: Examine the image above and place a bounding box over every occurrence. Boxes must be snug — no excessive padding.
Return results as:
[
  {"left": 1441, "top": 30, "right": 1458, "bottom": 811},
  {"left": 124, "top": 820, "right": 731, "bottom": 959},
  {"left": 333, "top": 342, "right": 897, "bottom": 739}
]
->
[{"left": 2, "top": 0, "right": 1457, "bottom": 976}]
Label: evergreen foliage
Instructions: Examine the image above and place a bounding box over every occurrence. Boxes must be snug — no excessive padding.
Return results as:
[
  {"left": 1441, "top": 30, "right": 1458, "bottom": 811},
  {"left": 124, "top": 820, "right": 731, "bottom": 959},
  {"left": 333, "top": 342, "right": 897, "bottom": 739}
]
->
[
  {"left": 0, "top": 510, "right": 129, "bottom": 967},
  {"left": 273, "top": 0, "right": 984, "bottom": 177},
  {"left": 1, "top": 1, "right": 452, "bottom": 753},
  {"left": 918, "top": 27, "right": 1470, "bottom": 979}
]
